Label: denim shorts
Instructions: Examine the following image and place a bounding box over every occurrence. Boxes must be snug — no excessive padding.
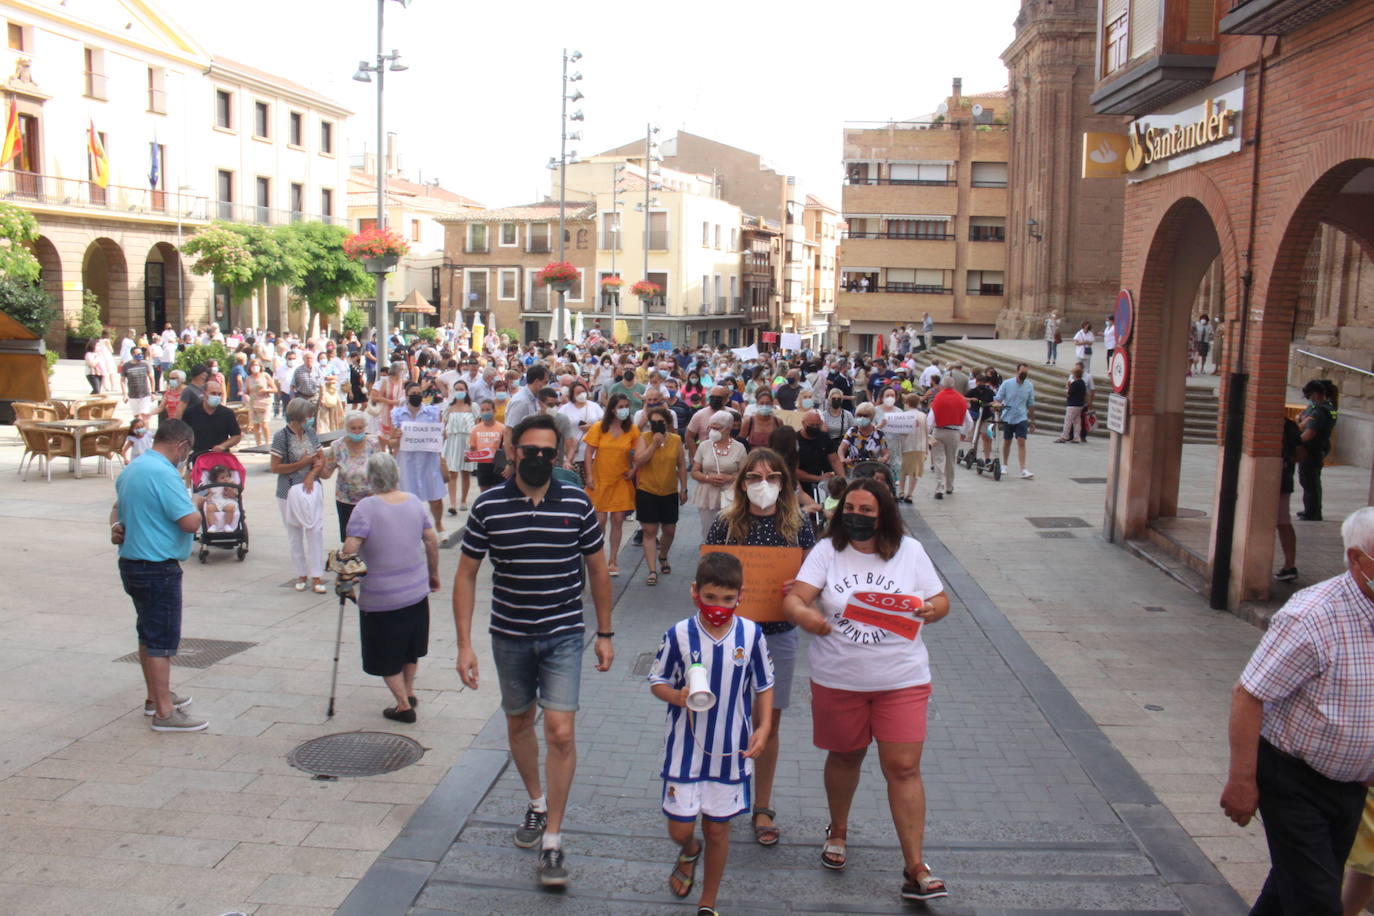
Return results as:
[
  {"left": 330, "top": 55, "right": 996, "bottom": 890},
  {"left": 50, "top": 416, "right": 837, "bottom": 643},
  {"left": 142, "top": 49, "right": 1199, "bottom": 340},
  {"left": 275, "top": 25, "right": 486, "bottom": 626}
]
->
[
  {"left": 119, "top": 558, "right": 183, "bottom": 657},
  {"left": 491, "top": 630, "right": 584, "bottom": 715}
]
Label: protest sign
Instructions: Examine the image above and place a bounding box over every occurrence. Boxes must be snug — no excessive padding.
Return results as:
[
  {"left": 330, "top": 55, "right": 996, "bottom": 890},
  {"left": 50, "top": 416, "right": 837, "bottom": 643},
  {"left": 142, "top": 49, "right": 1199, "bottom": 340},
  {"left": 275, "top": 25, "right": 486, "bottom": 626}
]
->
[
  {"left": 400, "top": 421, "right": 443, "bottom": 453},
  {"left": 698, "top": 545, "right": 802, "bottom": 623}
]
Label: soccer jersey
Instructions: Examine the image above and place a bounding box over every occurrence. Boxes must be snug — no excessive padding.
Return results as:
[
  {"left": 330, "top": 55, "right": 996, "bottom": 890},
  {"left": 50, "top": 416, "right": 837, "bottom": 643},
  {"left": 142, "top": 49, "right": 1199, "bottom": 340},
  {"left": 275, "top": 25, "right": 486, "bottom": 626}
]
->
[{"left": 649, "top": 615, "right": 774, "bottom": 784}]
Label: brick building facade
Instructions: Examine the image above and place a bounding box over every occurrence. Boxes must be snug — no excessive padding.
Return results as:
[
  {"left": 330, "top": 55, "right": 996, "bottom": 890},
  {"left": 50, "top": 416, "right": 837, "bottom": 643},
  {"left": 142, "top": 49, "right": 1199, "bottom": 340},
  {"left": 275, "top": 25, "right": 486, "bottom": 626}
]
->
[{"left": 1094, "top": 0, "right": 1374, "bottom": 606}]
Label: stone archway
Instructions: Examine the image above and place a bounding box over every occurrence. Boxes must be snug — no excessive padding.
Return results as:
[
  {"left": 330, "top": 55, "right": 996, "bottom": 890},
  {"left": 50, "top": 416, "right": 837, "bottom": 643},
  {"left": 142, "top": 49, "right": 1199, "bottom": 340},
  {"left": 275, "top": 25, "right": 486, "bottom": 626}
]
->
[
  {"left": 81, "top": 237, "right": 130, "bottom": 334},
  {"left": 30, "top": 235, "right": 61, "bottom": 329},
  {"left": 143, "top": 242, "right": 185, "bottom": 337}
]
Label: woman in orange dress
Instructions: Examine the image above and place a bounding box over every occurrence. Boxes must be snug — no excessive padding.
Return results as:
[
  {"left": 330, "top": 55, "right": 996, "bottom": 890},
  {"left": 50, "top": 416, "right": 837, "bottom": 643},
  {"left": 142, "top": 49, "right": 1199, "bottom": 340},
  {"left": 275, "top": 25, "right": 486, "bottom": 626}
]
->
[{"left": 583, "top": 392, "right": 638, "bottom": 577}]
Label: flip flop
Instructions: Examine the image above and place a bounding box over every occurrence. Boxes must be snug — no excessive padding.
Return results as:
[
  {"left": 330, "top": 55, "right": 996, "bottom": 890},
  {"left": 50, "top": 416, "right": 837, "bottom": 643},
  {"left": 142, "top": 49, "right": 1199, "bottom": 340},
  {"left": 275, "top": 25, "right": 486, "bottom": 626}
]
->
[{"left": 670, "top": 842, "right": 702, "bottom": 898}]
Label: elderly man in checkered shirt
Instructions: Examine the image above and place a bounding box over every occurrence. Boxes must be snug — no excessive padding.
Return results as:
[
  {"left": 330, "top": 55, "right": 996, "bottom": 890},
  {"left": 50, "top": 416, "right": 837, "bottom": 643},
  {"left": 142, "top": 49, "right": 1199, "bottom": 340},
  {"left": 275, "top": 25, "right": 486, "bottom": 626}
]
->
[{"left": 1222, "top": 506, "right": 1374, "bottom": 915}]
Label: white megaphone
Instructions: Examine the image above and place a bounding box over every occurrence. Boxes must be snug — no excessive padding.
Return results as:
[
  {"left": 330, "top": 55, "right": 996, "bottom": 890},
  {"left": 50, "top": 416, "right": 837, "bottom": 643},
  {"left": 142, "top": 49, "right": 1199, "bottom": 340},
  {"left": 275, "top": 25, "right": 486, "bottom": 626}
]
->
[{"left": 685, "top": 663, "right": 716, "bottom": 711}]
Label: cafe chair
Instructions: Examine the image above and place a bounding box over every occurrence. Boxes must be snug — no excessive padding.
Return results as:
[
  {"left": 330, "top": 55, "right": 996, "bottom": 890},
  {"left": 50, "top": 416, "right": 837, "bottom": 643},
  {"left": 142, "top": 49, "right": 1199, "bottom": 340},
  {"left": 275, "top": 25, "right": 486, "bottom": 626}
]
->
[
  {"left": 12, "top": 401, "right": 59, "bottom": 422},
  {"left": 86, "top": 425, "right": 131, "bottom": 477}
]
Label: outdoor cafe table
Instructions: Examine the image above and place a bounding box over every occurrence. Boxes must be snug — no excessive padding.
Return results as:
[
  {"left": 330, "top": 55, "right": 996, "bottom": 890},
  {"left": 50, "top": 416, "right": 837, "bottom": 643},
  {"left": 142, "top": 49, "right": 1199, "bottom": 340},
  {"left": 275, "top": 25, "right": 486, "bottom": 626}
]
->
[{"left": 32, "top": 418, "right": 116, "bottom": 479}]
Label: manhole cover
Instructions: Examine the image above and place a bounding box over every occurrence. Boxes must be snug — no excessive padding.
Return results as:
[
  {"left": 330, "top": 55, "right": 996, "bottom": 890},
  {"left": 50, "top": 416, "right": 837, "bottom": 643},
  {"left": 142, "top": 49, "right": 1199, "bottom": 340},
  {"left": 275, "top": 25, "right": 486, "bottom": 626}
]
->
[
  {"left": 288, "top": 732, "right": 424, "bottom": 777},
  {"left": 1026, "top": 516, "right": 1092, "bottom": 529},
  {"left": 631, "top": 652, "right": 656, "bottom": 678},
  {"left": 1071, "top": 477, "right": 1108, "bottom": 484},
  {"left": 114, "top": 638, "right": 256, "bottom": 669},
  {"left": 1176, "top": 507, "right": 1208, "bottom": 518},
  {"left": 1038, "top": 531, "right": 1076, "bottom": 539}
]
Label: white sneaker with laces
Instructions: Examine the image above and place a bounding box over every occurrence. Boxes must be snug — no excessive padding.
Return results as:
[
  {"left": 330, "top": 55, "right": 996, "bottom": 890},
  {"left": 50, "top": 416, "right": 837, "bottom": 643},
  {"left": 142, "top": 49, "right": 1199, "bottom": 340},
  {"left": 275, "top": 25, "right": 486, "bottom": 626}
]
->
[{"left": 1020, "top": 469, "right": 1034, "bottom": 479}]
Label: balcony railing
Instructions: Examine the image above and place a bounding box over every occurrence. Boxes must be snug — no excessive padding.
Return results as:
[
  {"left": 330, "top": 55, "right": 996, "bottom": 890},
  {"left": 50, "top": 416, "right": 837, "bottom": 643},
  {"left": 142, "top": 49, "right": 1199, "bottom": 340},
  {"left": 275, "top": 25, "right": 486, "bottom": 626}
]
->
[
  {"left": 969, "top": 228, "right": 1006, "bottom": 242},
  {"left": 715, "top": 296, "right": 727, "bottom": 314},
  {"left": 846, "top": 231, "right": 956, "bottom": 240},
  {"left": 843, "top": 177, "right": 956, "bottom": 187},
  {"left": 966, "top": 284, "right": 1005, "bottom": 296},
  {"left": 647, "top": 297, "right": 668, "bottom": 314},
  {"left": 970, "top": 180, "right": 1008, "bottom": 189},
  {"left": 877, "top": 284, "right": 953, "bottom": 294},
  {"left": 2, "top": 170, "right": 210, "bottom": 219},
  {"left": 213, "top": 200, "right": 338, "bottom": 225}
]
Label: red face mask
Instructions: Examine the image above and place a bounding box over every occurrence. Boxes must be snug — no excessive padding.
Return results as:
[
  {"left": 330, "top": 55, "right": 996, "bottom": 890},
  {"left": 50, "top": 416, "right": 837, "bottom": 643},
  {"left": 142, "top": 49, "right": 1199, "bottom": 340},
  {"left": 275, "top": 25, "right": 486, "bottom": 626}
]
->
[{"left": 695, "top": 594, "right": 737, "bottom": 628}]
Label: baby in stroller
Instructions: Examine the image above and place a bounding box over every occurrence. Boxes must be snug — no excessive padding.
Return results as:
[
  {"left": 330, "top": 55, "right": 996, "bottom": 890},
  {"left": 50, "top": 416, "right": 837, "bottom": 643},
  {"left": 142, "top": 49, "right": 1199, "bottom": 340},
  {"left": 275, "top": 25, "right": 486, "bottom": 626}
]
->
[
  {"left": 189, "top": 451, "right": 250, "bottom": 562},
  {"left": 194, "top": 465, "right": 240, "bottom": 532}
]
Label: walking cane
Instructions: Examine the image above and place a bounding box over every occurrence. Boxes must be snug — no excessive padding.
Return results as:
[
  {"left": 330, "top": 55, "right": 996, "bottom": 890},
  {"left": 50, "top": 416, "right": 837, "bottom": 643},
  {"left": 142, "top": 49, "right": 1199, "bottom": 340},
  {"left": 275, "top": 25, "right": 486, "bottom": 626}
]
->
[{"left": 325, "top": 550, "right": 367, "bottom": 720}]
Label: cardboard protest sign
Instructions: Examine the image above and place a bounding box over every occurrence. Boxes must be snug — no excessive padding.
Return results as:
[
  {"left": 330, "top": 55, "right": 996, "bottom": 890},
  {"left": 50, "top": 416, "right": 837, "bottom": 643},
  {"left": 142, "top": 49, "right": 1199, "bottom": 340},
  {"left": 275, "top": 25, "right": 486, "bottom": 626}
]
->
[{"left": 698, "top": 544, "right": 803, "bottom": 623}]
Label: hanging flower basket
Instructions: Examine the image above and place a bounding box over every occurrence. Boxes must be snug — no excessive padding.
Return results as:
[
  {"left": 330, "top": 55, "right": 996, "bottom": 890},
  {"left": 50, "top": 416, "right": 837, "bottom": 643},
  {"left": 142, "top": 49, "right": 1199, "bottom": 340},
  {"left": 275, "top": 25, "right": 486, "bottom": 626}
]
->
[
  {"left": 600, "top": 275, "right": 624, "bottom": 288},
  {"left": 344, "top": 227, "right": 411, "bottom": 263},
  {"left": 631, "top": 280, "right": 662, "bottom": 300},
  {"left": 536, "top": 261, "right": 580, "bottom": 289}
]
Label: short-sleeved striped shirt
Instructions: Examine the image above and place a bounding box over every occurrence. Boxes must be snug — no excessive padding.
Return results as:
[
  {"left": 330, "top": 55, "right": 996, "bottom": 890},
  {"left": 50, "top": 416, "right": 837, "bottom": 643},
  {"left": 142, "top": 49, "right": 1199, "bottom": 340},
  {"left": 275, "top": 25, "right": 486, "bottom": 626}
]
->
[
  {"left": 649, "top": 615, "right": 774, "bottom": 784},
  {"left": 1240, "top": 572, "right": 1374, "bottom": 784},
  {"left": 462, "top": 478, "right": 604, "bottom": 638}
]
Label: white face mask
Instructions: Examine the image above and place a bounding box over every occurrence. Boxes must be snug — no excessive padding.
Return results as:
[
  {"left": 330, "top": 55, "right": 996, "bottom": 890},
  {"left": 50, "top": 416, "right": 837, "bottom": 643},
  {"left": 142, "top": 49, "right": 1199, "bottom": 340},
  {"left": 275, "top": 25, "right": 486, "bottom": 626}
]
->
[
  {"left": 574, "top": 391, "right": 588, "bottom": 403},
  {"left": 746, "top": 479, "right": 780, "bottom": 511},
  {"left": 709, "top": 428, "right": 726, "bottom": 442},
  {"left": 883, "top": 395, "right": 896, "bottom": 406}
]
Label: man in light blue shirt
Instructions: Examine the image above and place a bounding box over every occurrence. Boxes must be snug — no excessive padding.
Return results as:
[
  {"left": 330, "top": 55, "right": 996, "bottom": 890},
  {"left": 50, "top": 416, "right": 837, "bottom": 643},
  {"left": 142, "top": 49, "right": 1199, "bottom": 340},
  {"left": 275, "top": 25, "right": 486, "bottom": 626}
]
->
[
  {"left": 993, "top": 363, "right": 1037, "bottom": 479},
  {"left": 110, "top": 419, "right": 208, "bottom": 731}
]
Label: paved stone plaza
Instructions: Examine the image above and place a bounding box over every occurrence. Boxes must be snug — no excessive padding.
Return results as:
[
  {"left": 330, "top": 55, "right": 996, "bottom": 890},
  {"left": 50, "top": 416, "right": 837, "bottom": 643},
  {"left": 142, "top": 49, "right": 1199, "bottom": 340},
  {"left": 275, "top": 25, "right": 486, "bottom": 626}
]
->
[{"left": 1, "top": 363, "right": 1370, "bottom": 914}]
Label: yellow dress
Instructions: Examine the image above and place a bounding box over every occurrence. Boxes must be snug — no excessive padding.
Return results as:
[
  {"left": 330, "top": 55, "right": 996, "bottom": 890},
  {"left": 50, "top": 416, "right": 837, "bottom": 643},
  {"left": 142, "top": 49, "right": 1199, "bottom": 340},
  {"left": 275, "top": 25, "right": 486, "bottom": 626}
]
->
[
  {"left": 583, "top": 422, "right": 638, "bottom": 513},
  {"left": 1348, "top": 787, "right": 1374, "bottom": 876}
]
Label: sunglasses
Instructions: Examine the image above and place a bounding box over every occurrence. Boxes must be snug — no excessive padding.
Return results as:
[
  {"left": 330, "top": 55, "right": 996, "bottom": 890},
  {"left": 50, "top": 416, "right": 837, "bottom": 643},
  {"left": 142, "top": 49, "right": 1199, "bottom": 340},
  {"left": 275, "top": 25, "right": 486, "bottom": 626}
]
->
[
  {"left": 743, "top": 472, "right": 783, "bottom": 485},
  {"left": 519, "top": 446, "right": 558, "bottom": 461}
]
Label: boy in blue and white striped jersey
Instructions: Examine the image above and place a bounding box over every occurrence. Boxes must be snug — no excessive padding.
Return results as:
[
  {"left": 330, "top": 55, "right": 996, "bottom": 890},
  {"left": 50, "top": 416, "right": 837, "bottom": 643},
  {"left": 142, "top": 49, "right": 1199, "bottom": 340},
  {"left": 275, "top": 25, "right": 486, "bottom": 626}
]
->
[{"left": 649, "top": 552, "right": 773, "bottom": 916}]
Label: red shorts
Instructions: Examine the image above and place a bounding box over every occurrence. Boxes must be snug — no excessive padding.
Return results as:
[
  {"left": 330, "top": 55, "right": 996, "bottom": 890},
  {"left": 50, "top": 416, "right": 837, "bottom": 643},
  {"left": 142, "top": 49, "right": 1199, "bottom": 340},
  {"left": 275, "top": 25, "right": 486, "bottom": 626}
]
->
[{"left": 810, "top": 681, "right": 932, "bottom": 751}]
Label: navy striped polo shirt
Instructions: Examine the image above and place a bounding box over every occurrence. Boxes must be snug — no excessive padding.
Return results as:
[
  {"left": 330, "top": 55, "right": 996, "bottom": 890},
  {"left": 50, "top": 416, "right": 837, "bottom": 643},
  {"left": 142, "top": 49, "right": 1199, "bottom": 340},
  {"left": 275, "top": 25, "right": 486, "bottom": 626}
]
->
[{"left": 462, "top": 478, "right": 604, "bottom": 638}]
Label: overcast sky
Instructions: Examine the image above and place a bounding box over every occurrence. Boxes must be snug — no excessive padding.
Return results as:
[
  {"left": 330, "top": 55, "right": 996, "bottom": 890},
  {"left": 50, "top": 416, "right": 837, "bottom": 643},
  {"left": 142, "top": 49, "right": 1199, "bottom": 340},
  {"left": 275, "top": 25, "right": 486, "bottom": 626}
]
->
[{"left": 165, "top": 0, "right": 1018, "bottom": 209}]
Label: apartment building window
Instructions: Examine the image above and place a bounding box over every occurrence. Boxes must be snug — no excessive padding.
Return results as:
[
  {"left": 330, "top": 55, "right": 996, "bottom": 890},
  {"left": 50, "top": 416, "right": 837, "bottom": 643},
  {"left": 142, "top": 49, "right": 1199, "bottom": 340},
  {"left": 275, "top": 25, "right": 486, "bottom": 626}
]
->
[
  {"left": 83, "top": 47, "right": 106, "bottom": 100},
  {"left": 527, "top": 223, "right": 550, "bottom": 253},
  {"left": 320, "top": 120, "right": 334, "bottom": 154},
  {"left": 411, "top": 219, "right": 422, "bottom": 242},
  {"left": 888, "top": 163, "right": 950, "bottom": 185},
  {"left": 730, "top": 228, "right": 738, "bottom": 251},
  {"left": 567, "top": 269, "right": 584, "bottom": 302},
  {"left": 255, "top": 177, "right": 271, "bottom": 223},
  {"left": 466, "top": 270, "right": 489, "bottom": 311},
  {"left": 1104, "top": 0, "right": 1130, "bottom": 73},
  {"left": 729, "top": 276, "right": 739, "bottom": 312},
  {"left": 147, "top": 67, "right": 166, "bottom": 114},
  {"left": 358, "top": 218, "right": 377, "bottom": 232},
  {"left": 217, "top": 169, "right": 234, "bottom": 220},
  {"left": 969, "top": 217, "right": 1006, "bottom": 242},
  {"left": 647, "top": 272, "right": 668, "bottom": 310},
  {"left": 7, "top": 22, "right": 27, "bottom": 51},
  {"left": 648, "top": 211, "right": 669, "bottom": 250},
  {"left": 714, "top": 275, "right": 724, "bottom": 313},
  {"left": 320, "top": 188, "right": 334, "bottom": 223},
  {"left": 701, "top": 274, "right": 710, "bottom": 310},
  {"left": 888, "top": 219, "right": 951, "bottom": 240},
  {"left": 288, "top": 111, "right": 303, "bottom": 147},
  {"left": 966, "top": 270, "right": 1005, "bottom": 296},
  {"left": 600, "top": 212, "right": 620, "bottom": 249},
  {"left": 714, "top": 225, "right": 722, "bottom": 249},
  {"left": 576, "top": 228, "right": 589, "bottom": 250},
  {"left": 215, "top": 90, "right": 233, "bottom": 129},
  {"left": 253, "top": 101, "right": 270, "bottom": 139},
  {"left": 971, "top": 162, "right": 1009, "bottom": 188},
  {"left": 498, "top": 269, "right": 518, "bottom": 300},
  {"left": 468, "top": 223, "right": 489, "bottom": 253},
  {"left": 290, "top": 182, "right": 304, "bottom": 221},
  {"left": 702, "top": 221, "right": 710, "bottom": 246},
  {"left": 500, "top": 222, "right": 517, "bottom": 246},
  {"left": 884, "top": 268, "right": 948, "bottom": 294}
]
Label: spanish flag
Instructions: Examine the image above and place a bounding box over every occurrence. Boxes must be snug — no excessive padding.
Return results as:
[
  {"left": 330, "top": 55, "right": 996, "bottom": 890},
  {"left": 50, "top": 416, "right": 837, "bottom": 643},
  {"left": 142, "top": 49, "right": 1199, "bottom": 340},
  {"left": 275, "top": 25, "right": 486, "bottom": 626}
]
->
[
  {"left": 0, "top": 99, "right": 19, "bottom": 167},
  {"left": 87, "top": 119, "right": 108, "bottom": 188}
]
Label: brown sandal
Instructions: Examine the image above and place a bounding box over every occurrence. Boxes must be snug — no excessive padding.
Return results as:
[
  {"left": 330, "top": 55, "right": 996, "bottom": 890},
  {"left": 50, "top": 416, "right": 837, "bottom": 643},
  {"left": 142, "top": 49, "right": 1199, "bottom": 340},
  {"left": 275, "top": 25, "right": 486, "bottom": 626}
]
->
[{"left": 752, "top": 806, "right": 780, "bottom": 846}]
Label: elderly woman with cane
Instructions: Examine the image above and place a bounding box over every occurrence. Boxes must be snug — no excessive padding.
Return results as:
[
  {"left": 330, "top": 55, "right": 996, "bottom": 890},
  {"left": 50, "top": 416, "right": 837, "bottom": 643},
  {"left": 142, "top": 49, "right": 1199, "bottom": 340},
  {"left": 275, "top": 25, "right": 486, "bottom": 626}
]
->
[{"left": 341, "top": 453, "right": 440, "bottom": 723}]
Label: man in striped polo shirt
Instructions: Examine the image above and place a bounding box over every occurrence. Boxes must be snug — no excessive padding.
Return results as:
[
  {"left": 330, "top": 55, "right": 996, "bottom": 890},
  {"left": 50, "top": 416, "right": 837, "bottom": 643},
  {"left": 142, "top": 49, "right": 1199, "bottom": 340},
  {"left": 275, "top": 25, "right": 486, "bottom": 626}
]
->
[{"left": 454, "top": 413, "right": 614, "bottom": 887}]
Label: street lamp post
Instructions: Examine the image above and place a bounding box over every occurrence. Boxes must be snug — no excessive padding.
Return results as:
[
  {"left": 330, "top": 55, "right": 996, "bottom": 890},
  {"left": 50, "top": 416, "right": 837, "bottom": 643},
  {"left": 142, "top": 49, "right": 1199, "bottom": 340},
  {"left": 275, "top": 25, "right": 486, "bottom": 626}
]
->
[
  {"left": 607, "top": 163, "right": 624, "bottom": 337},
  {"left": 554, "top": 49, "right": 583, "bottom": 351},
  {"left": 640, "top": 123, "right": 660, "bottom": 345},
  {"left": 353, "top": 0, "right": 410, "bottom": 370}
]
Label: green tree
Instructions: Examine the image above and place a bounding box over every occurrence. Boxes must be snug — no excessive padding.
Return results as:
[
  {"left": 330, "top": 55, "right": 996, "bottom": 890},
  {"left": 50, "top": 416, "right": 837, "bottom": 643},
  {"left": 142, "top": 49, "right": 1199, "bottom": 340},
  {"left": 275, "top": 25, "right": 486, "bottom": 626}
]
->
[
  {"left": 75, "top": 289, "right": 103, "bottom": 339},
  {"left": 341, "top": 307, "right": 367, "bottom": 337},
  {"left": 0, "top": 202, "right": 41, "bottom": 284},
  {"left": 181, "top": 224, "right": 257, "bottom": 303},
  {"left": 282, "top": 221, "right": 371, "bottom": 319},
  {"left": 173, "top": 341, "right": 233, "bottom": 375},
  {"left": 0, "top": 278, "right": 57, "bottom": 335}
]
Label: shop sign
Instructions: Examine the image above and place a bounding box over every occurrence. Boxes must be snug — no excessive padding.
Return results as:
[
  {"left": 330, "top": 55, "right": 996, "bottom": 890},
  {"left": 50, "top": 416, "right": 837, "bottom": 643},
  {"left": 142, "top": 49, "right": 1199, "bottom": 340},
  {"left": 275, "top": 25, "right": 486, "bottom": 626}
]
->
[{"left": 1126, "top": 71, "right": 1245, "bottom": 182}]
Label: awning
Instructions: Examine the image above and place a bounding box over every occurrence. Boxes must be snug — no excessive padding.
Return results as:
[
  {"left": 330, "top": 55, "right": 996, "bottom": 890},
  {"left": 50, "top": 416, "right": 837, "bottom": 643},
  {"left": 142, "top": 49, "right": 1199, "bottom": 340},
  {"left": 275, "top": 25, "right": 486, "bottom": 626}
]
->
[{"left": 395, "top": 289, "right": 437, "bottom": 314}]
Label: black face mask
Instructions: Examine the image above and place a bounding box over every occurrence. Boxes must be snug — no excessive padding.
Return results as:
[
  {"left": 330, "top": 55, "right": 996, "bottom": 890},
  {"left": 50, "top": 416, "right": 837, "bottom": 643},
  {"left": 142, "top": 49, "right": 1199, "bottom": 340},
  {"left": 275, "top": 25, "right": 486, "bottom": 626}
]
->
[
  {"left": 408, "top": 394, "right": 424, "bottom": 407},
  {"left": 1017, "top": 372, "right": 1028, "bottom": 383},
  {"left": 517, "top": 455, "right": 553, "bottom": 488},
  {"left": 841, "top": 512, "right": 878, "bottom": 542},
  {"left": 708, "top": 396, "right": 724, "bottom": 410}
]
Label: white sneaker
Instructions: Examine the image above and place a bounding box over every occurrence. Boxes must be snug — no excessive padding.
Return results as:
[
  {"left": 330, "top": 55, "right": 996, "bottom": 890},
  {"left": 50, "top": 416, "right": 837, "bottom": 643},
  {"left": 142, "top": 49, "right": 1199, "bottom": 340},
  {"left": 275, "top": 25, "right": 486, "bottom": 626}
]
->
[{"left": 1020, "top": 469, "right": 1034, "bottom": 479}]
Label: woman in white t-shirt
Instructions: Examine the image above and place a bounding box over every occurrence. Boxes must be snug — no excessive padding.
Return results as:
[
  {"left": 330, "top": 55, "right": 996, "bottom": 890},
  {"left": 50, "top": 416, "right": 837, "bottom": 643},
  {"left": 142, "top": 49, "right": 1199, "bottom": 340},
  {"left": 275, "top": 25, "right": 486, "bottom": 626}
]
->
[
  {"left": 1073, "top": 321, "right": 1095, "bottom": 372},
  {"left": 558, "top": 379, "right": 604, "bottom": 484},
  {"left": 783, "top": 477, "right": 951, "bottom": 903}
]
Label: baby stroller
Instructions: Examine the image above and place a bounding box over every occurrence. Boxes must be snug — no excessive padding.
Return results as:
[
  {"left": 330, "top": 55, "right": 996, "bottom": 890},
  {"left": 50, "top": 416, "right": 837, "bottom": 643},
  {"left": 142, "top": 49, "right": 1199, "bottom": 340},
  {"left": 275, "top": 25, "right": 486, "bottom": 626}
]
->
[{"left": 189, "top": 451, "right": 249, "bottom": 562}]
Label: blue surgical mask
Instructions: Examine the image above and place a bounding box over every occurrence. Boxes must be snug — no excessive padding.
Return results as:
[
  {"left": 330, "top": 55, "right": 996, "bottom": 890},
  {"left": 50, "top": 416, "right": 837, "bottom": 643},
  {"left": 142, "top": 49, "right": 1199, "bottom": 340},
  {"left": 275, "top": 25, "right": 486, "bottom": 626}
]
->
[
  {"left": 206, "top": 395, "right": 222, "bottom": 408},
  {"left": 757, "top": 405, "right": 773, "bottom": 417},
  {"left": 304, "top": 417, "right": 316, "bottom": 428},
  {"left": 857, "top": 416, "right": 872, "bottom": 428},
  {"left": 453, "top": 391, "right": 467, "bottom": 401},
  {"left": 480, "top": 411, "right": 494, "bottom": 422},
  {"left": 615, "top": 407, "right": 630, "bottom": 420},
  {"left": 347, "top": 431, "right": 366, "bottom": 443}
]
